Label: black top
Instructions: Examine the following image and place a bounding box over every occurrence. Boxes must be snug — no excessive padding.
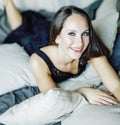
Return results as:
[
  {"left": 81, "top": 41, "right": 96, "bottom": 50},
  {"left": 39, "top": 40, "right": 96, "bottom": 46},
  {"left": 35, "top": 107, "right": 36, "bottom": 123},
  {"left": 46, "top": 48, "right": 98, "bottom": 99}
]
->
[{"left": 35, "top": 49, "right": 87, "bottom": 83}]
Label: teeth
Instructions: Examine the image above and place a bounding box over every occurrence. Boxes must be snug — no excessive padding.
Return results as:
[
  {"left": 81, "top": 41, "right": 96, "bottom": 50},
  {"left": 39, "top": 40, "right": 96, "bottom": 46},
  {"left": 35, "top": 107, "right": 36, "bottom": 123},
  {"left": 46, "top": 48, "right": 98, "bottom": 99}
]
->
[
  {"left": 75, "top": 49, "right": 81, "bottom": 50},
  {"left": 73, "top": 48, "right": 82, "bottom": 51}
]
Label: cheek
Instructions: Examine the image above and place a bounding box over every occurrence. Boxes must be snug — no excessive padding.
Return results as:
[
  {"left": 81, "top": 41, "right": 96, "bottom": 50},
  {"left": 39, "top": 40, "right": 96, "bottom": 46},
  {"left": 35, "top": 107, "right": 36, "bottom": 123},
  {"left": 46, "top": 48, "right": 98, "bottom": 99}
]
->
[
  {"left": 66, "top": 35, "right": 77, "bottom": 45},
  {"left": 61, "top": 36, "right": 73, "bottom": 46},
  {"left": 84, "top": 37, "right": 90, "bottom": 47},
  {"left": 85, "top": 41, "right": 90, "bottom": 47}
]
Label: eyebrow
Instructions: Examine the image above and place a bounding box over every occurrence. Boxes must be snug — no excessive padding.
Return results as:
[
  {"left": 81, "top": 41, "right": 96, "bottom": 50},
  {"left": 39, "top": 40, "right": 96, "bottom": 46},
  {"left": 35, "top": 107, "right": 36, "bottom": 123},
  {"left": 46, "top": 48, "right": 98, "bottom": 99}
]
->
[{"left": 66, "top": 29, "right": 89, "bottom": 32}]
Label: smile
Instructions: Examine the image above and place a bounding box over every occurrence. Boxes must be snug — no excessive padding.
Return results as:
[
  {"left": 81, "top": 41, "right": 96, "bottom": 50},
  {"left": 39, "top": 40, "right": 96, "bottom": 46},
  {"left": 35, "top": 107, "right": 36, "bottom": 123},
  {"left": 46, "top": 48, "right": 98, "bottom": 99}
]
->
[{"left": 71, "top": 47, "right": 83, "bottom": 53}]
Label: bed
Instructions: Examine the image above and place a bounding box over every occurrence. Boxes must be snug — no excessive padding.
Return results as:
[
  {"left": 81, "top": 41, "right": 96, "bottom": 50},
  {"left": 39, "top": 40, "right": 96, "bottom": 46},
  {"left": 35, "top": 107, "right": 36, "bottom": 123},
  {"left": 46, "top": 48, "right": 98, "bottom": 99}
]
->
[{"left": 0, "top": 0, "right": 120, "bottom": 125}]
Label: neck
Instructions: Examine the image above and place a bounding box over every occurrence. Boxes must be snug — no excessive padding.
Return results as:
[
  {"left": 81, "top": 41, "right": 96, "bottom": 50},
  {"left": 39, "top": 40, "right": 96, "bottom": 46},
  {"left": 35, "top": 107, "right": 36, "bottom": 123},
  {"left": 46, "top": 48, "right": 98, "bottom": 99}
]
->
[{"left": 57, "top": 47, "right": 75, "bottom": 65}]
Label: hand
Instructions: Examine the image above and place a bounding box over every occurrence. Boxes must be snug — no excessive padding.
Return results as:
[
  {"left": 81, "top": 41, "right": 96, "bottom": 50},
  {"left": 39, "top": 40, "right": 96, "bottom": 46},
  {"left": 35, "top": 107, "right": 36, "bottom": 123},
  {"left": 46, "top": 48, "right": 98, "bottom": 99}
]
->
[{"left": 76, "top": 87, "right": 118, "bottom": 105}]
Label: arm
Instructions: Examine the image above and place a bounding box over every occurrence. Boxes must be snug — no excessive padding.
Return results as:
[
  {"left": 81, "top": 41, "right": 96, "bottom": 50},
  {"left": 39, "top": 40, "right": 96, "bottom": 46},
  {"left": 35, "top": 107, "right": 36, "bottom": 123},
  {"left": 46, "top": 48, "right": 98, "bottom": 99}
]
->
[
  {"left": 89, "top": 56, "right": 120, "bottom": 101},
  {"left": 76, "top": 56, "right": 120, "bottom": 105},
  {"left": 4, "top": 0, "right": 22, "bottom": 30},
  {"left": 30, "top": 53, "right": 57, "bottom": 92}
]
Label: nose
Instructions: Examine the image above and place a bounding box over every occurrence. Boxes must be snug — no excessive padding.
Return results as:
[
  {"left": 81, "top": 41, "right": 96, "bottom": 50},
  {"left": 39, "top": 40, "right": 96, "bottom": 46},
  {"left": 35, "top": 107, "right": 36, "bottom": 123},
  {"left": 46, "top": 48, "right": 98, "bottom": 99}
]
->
[{"left": 75, "top": 36, "right": 84, "bottom": 46}]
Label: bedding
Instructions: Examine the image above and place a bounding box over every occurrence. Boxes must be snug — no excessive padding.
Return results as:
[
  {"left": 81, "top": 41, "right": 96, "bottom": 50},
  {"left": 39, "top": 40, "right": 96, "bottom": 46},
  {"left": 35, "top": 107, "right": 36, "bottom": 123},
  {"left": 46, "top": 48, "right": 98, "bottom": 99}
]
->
[
  {"left": 0, "top": 88, "right": 87, "bottom": 125},
  {"left": 0, "top": 0, "right": 120, "bottom": 125}
]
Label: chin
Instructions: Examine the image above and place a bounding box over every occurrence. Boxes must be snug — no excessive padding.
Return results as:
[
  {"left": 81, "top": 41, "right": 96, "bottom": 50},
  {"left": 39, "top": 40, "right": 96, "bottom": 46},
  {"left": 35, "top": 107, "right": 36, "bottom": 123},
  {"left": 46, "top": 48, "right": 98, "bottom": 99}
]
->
[
  {"left": 71, "top": 54, "right": 81, "bottom": 60},
  {"left": 69, "top": 50, "right": 82, "bottom": 60}
]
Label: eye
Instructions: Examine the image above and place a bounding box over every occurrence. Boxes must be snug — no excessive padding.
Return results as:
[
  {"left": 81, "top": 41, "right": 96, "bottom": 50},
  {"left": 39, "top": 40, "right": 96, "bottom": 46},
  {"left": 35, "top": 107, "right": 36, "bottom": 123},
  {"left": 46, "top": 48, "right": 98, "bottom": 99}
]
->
[
  {"left": 82, "top": 31, "right": 89, "bottom": 36},
  {"left": 68, "top": 32, "right": 76, "bottom": 36}
]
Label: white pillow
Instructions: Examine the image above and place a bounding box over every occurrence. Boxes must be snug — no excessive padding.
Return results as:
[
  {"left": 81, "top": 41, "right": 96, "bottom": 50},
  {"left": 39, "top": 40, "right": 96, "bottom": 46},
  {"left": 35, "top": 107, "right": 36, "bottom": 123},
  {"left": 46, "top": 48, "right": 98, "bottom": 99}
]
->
[
  {"left": 0, "top": 88, "right": 87, "bottom": 125},
  {"left": 0, "top": 43, "right": 101, "bottom": 95},
  {"left": 62, "top": 103, "right": 120, "bottom": 125},
  {"left": 11, "top": 0, "right": 96, "bottom": 12},
  {"left": 96, "top": 0, "right": 118, "bottom": 18},
  {"left": 92, "top": 0, "right": 119, "bottom": 54},
  {"left": 58, "top": 63, "right": 102, "bottom": 91},
  {"left": 92, "top": 12, "right": 119, "bottom": 54},
  {"left": 0, "top": 43, "right": 36, "bottom": 95},
  {"left": 0, "top": 43, "right": 102, "bottom": 96}
]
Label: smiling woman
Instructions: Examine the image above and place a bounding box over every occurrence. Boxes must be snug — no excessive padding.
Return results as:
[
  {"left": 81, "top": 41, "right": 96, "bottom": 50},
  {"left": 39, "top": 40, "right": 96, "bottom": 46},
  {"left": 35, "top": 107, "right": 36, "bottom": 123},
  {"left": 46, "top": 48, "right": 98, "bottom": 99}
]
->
[{"left": 3, "top": 0, "right": 120, "bottom": 106}]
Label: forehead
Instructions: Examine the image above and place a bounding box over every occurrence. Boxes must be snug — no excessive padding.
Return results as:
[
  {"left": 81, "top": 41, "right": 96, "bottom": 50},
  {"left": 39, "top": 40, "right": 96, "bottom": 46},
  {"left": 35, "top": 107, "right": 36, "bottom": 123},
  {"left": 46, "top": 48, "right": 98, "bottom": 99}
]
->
[{"left": 63, "top": 14, "right": 89, "bottom": 30}]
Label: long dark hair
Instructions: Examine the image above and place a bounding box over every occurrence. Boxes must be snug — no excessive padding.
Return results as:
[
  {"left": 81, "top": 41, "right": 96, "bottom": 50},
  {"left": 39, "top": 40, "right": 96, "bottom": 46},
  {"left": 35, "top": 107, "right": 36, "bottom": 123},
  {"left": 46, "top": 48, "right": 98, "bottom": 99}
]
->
[{"left": 50, "top": 5, "right": 109, "bottom": 61}]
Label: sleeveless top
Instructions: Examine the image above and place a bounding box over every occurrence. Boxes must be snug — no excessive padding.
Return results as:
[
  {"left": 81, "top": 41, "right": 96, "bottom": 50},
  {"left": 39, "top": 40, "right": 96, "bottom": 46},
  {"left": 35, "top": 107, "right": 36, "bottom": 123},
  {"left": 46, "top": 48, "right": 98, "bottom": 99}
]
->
[{"left": 35, "top": 49, "right": 87, "bottom": 83}]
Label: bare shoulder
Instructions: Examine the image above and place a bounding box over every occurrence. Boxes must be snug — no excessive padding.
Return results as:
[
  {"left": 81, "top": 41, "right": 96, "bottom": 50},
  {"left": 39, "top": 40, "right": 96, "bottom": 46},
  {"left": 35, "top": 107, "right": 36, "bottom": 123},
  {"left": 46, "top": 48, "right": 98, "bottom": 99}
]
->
[
  {"left": 30, "top": 45, "right": 57, "bottom": 73},
  {"left": 30, "top": 53, "right": 50, "bottom": 75}
]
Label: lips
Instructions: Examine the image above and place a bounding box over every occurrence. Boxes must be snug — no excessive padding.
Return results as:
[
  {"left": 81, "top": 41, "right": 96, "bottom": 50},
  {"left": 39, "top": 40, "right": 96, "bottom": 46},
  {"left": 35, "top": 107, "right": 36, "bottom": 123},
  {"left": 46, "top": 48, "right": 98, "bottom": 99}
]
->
[{"left": 71, "top": 47, "right": 83, "bottom": 53}]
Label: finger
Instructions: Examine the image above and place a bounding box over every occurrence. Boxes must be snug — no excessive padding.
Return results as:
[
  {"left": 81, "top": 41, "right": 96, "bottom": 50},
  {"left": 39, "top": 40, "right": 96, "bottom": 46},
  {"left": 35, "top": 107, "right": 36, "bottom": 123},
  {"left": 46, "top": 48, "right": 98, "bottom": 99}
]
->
[
  {"left": 98, "top": 96, "right": 118, "bottom": 105},
  {"left": 98, "top": 92, "right": 118, "bottom": 102}
]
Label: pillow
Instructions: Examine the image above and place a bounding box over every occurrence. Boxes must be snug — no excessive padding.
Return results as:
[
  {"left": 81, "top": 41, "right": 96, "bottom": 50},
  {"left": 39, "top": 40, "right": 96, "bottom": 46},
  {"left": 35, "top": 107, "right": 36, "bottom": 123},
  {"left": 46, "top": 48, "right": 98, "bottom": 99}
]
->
[
  {"left": 58, "top": 63, "right": 102, "bottom": 91},
  {"left": 0, "top": 43, "right": 36, "bottom": 95},
  {"left": 95, "top": 0, "right": 118, "bottom": 18},
  {"left": 92, "top": 12, "right": 119, "bottom": 54},
  {"left": 0, "top": 88, "right": 87, "bottom": 125},
  {"left": 11, "top": 0, "right": 99, "bottom": 12},
  {"left": 92, "top": 0, "right": 119, "bottom": 54},
  {"left": 0, "top": 43, "right": 102, "bottom": 96},
  {"left": 62, "top": 103, "right": 120, "bottom": 125}
]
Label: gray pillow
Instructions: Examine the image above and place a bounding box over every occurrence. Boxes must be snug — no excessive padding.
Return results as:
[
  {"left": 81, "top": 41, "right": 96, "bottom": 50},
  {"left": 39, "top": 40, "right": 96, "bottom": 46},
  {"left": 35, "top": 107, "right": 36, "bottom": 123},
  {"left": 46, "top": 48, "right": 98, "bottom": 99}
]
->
[{"left": 84, "top": 0, "right": 103, "bottom": 20}]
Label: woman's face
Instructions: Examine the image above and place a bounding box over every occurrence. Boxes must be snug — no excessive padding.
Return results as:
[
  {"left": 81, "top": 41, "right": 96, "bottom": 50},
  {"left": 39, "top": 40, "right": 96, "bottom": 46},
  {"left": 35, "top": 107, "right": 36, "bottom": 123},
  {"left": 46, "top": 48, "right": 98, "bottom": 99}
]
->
[{"left": 56, "top": 14, "right": 90, "bottom": 60}]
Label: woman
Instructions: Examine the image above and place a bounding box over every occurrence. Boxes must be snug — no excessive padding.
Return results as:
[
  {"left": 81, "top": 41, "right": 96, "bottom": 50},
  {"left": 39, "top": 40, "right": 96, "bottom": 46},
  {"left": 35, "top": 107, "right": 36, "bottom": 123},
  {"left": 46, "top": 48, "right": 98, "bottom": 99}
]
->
[{"left": 4, "top": 0, "right": 120, "bottom": 105}]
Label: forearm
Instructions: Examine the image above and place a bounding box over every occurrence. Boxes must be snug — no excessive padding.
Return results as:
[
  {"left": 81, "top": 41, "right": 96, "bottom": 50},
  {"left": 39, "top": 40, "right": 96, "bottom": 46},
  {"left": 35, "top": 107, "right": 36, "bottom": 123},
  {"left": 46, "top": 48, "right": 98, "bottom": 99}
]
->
[
  {"left": 5, "top": 0, "right": 22, "bottom": 30},
  {"left": 89, "top": 56, "right": 120, "bottom": 102}
]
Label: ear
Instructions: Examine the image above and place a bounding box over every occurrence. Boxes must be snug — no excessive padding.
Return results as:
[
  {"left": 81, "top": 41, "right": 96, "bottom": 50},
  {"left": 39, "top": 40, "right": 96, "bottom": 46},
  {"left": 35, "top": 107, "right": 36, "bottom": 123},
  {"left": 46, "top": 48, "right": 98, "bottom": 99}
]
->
[{"left": 55, "top": 35, "right": 60, "bottom": 44}]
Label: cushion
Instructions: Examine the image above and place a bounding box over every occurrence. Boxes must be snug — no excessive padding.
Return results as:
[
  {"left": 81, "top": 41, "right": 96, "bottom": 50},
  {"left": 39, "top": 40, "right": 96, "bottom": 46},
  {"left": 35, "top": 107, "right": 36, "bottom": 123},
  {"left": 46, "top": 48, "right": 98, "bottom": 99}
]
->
[
  {"left": 92, "top": 12, "right": 119, "bottom": 54},
  {"left": 0, "top": 43, "right": 36, "bottom": 95},
  {"left": 0, "top": 88, "right": 87, "bottom": 125},
  {"left": 62, "top": 103, "right": 120, "bottom": 125},
  {"left": 95, "top": 0, "right": 118, "bottom": 18},
  {"left": 92, "top": 0, "right": 119, "bottom": 54},
  {"left": 11, "top": 0, "right": 98, "bottom": 12},
  {"left": 58, "top": 63, "right": 102, "bottom": 91},
  {"left": 0, "top": 43, "right": 102, "bottom": 96}
]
